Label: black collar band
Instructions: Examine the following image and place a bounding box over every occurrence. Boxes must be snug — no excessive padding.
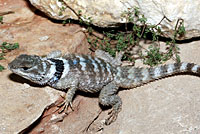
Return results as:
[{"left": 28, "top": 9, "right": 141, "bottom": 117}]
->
[{"left": 48, "top": 58, "right": 64, "bottom": 85}]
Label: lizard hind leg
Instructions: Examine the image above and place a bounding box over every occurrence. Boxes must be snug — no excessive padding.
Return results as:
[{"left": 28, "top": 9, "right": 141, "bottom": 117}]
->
[
  {"left": 95, "top": 49, "right": 123, "bottom": 66},
  {"left": 99, "top": 81, "right": 122, "bottom": 125}
]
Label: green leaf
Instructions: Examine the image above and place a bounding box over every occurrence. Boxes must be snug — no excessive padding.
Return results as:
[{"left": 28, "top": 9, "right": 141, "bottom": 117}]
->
[
  {"left": 0, "top": 16, "right": 3, "bottom": 23},
  {"left": 0, "top": 65, "right": 5, "bottom": 71}
]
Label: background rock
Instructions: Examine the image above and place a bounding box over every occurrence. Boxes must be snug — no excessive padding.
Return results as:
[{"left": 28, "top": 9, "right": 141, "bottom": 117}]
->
[
  {"left": 29, "top": 0, "right": 200, "bottom": 39},
  {"left": 0, "top": 71, "right": 62, "bottom": 134}
]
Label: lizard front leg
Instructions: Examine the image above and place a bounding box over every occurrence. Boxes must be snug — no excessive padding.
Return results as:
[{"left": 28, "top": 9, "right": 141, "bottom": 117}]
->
[
  {"left": 99, "top": 81, "right": 122, "bottom": 125},
  {"left": 58, "top": 86, "right": 77, "bottom": 113}
]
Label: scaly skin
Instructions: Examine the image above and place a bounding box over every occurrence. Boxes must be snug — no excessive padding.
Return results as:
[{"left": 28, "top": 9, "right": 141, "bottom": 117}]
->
[{"left": 8, "top": 50, "right": 200, "bottom": 125}]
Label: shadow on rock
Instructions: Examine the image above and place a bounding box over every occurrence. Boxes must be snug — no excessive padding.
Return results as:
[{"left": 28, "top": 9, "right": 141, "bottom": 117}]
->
[{"left": 8, "top": 73, "right": 46, "bottom": 88}]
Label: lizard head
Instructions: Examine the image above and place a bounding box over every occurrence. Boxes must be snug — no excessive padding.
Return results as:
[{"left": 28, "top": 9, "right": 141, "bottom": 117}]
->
[{"left": 8, "top": 54, "right": 50, "bottom": 85}]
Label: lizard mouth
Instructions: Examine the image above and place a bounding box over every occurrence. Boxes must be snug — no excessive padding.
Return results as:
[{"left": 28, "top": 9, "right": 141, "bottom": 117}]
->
[{"left": 8, "top": 63, "right": 32, "bottom": 72}]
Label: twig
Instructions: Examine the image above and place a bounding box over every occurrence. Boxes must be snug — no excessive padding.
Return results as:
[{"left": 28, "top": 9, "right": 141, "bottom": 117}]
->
[
  {"left": 0, "top": 11, "right": 14, "bottom": 16},
  {"left": 59, "top": 0, "right": 82, "bottom": 20}
]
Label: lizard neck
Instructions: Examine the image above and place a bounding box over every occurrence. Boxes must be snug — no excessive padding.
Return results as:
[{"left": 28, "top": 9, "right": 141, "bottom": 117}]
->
[
  {"left": 48, "top": 58, "right": 64, "bottom": 85},
  {"left": 46, "top": 58, "right": 65, "bottom": 86}
]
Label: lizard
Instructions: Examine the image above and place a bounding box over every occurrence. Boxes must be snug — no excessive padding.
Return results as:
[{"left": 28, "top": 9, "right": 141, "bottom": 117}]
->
[{"left": 8, "top": 50, "right": 200, "bottom": 125}]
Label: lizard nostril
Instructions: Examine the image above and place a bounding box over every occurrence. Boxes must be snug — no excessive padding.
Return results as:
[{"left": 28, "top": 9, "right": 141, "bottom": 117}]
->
[{"left": 8, "top": 63, "right": 14, "bottom": 70}]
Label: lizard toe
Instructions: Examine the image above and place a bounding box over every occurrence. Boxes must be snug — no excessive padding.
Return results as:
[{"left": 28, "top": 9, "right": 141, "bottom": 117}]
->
[
  {"left": 58, "top": 99, "right": 74, "bottom": 114},
  {"left": 105, "top": 109, "right": 119, "bottom": 125}
]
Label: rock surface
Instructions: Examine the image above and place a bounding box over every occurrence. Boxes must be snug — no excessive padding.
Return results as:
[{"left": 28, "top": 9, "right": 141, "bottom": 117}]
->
[
  {"left": 29, "top": 0, "right": 200, "bottom": 39},
  {"left": 1, "top": 0, "right": 200, "bottom": 134},
  {"left": 0, "top": 71, "right": 62, "bottom": 133}
]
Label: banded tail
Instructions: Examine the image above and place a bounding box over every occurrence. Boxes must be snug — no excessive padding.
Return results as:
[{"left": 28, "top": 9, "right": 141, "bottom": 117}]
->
[{"left": 116, "top": 62, "right": 200, "bottom": 88}]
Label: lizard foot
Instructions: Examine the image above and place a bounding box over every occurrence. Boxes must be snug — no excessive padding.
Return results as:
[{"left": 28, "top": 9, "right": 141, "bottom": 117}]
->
[{"left": 57, "top": 95, "right": 74, "bottom": 114}]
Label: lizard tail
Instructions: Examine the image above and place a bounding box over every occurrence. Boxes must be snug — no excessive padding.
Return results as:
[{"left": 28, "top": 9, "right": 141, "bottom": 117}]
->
[{"left": 116, "top": 62, "right": 200, "bottom": 88}]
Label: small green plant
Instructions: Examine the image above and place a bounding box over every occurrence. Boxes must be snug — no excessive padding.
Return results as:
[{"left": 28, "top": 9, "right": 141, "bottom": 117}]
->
[
  {"left": 61, "top": 8, "right": 93, "bottom": 33},
  {"left": 0, "top": 16, "right": 3, "bottom": 24},
  {"left": 0, "top": 42, "right": 19, "bottom": 71},
  {"left": 0, "top": 65, "right": 5, "bottom": 71},
  {"left": 58, "top": 0, "right": 67, "bottom": 16},
  {"left": 86, "top": 7, "right": 184, "bottom": 66}
]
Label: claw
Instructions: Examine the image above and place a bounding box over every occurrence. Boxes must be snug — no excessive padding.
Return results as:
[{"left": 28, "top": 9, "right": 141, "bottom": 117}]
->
[
  {"left": 69, "top": 102, "right": 74, "bottom": 111},
  {"left": 57, "top": 87, "right": 77, "bottom": 114},
  {"left": 57, "top": 99, "right": 74, "bottom": 114},
  {"left": 105, "top": 109, "right": 119, "bottom": 125},
  {"left": 58, "top": 104, "right": 66, "bottom": 114},
  {"left": 57, "top": 101, "right": 65, "bottom": 107}
]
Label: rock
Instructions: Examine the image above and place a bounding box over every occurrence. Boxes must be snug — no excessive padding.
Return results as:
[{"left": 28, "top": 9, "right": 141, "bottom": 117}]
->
[
  {"left": 39, "top": 35, "right": 49, "bottom": 41},
  {"left": 0, "top": 0, "right": 35, "bottom": 24},
  {"left": 0, "top": 71, "right": 62, "bottom": 133},
  {"left": 29, "top": 0, "right": 200, "bottom": 39}
]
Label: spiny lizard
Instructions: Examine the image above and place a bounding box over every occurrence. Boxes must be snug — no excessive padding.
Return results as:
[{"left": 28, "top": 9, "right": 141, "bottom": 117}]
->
[{"left": 8, "top": 50, "right": 200, "bottom": 125}]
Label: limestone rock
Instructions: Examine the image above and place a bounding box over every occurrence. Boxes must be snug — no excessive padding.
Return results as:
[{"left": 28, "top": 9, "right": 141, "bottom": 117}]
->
[
  {"left": 0, "top": 71, "right": 61, "bottom": 133},
  {"left": 29, "top": 0, "right": 200, "bottom": 39},
  {"left": 0, "top": 0, "right": 35, "bottom": 24}
]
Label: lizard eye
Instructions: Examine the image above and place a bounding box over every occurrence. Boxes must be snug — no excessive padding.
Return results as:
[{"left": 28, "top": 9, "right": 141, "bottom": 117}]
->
[{"left": 21, "top": 67, "right": 30, "bottom": 71}]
